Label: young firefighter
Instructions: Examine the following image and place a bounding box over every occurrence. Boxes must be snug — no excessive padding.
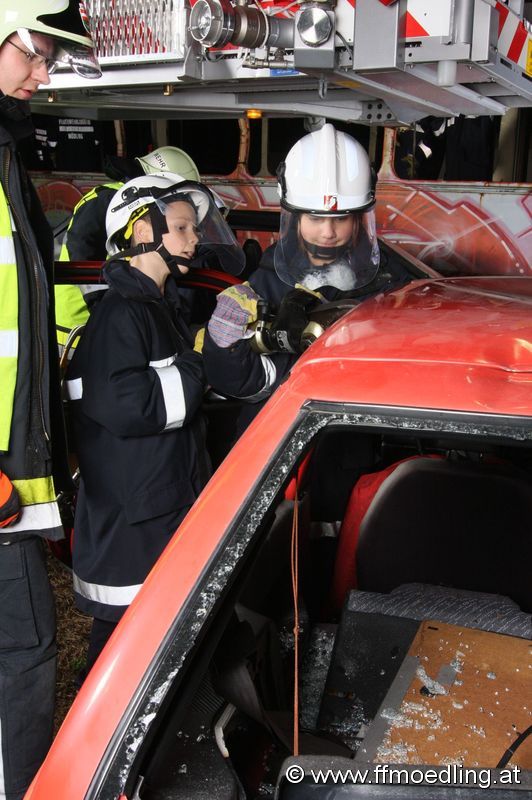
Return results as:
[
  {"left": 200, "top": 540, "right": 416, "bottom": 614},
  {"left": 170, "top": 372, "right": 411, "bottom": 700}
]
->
[
  {"left": 0, "top": 1, "right": 100, "bottom": 796},
  {"left": 65, "top": 174, "right": 242, "bottom": 671},
  {"left": 59, "top": 146, "right": 201, "bottom": 262},
  {"left": 55, "top": 146, "right": 201, "bottom": 359},
  {"left": 55, "top": 148, "right": 240, "bottom": 361},
  {"left": 202, "top": 123, "right": 411, "bottom": 435}
]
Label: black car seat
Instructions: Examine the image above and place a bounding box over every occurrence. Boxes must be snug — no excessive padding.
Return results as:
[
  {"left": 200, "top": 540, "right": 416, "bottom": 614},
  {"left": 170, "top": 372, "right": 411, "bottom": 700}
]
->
[{"left": 330, "top": 456, "right": 532, "bottom": 613}]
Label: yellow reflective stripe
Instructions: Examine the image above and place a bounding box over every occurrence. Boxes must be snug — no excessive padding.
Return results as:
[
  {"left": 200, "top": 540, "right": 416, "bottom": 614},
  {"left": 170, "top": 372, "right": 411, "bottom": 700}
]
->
[
  {"left": 0, "top": 262, "right": 18, "bottom": 332},
  {"left": 0, "top": 355, "right": 17, "bottom": 451},
  {"left": 194, "top": 327, "right": 205, "bottom": 354},
  {"left": 0, "top": 188, "right": 18, "bottom": 451},
  {"left": 0, "top": 191, "right": 14, "bottom": 236},
  {"left": 123, "top": 205, "right": 149, "bottom": 241},
  {"left": 69, "top": 181, "right": 123, "bottom": 219},
  {"left": 12, "top": 476, "right": 57, "bottom": 507},
  {"left": 59, "top": 181, "right": 123, "bottom": 262}
]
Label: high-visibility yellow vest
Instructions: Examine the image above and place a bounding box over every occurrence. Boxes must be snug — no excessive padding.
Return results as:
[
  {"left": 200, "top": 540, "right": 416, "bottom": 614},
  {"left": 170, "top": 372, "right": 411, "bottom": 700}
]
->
[
  {"left": 10, "top": 475, "right": 61, "bottom": 535},
  {"left": 55, "top": 284, "right": 91, "bottom": 355},
  {"left": 0, "top": 188, "right": 61, "bottom": 534},
  {"left": 0, "top": 188, "right": 18, "bottom": 453},
  {"left": 56, "top": 181, "right": 121, "bottom": 355}
]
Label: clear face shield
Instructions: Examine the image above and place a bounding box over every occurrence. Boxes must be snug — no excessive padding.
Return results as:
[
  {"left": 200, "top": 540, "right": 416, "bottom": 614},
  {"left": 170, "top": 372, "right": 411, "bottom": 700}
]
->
[
  {"left": 18, "top": 28, "right": 101, "bottom": 78},
  {"left": 154, "top": 183, "right": 245, "bottom": 275},
  {"left": 273, "top": 207, "right": 380, "bottom": 292}
]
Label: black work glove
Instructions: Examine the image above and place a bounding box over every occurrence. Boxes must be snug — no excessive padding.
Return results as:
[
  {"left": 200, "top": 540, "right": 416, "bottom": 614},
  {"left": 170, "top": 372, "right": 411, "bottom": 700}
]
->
[{"left": 269, "top": 288, "right": 323, "bottom": 354}]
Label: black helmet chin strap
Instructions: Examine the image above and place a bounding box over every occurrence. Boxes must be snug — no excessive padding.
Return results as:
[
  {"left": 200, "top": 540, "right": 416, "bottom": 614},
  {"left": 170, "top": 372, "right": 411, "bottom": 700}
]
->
[
  {"left": 112, "top": 241, "right": 158, "bottom": 260},
  {"left": 113, "top": 242, "right": 191, "bottom": 278},
  {"left": 149, "top": 204, "right": 195, "bottom": 277},
  {"left": 115, "top": 204, "right": 193, "bottom": 276},
  {"left": 301, "top": 238, "right": 349, "bottom": 261},
  {"left": 155, "top": 244, "right": 193, "bottom": 278}
]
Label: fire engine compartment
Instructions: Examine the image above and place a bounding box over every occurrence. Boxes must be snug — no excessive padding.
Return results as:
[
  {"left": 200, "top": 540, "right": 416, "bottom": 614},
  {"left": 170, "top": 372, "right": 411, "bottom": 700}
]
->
[
  {"left": 34, "top": 0, "right": 532, "bottom": 125},
  {"left": 128, "top": 418, "right": 532, "bottom": 799}
]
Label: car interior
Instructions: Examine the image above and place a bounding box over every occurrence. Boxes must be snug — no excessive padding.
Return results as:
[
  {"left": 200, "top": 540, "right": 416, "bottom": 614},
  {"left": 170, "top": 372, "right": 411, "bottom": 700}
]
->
[{"left": 129, "top": 420, "right": 532, "bottom": 800}]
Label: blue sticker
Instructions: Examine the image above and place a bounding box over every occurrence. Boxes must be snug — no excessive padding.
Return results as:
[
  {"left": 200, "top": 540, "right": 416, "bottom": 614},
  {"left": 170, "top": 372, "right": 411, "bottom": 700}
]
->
[{"left": 269, "top": 68, "right": 300, "bottom": 77}]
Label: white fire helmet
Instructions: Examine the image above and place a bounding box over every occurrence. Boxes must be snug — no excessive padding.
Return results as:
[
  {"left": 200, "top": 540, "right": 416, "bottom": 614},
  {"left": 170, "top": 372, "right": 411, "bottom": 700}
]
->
[
  {"left": 275, "top": 124, "right": 380, "bottom": 291},
  {"left": 136, "top": 147, "right": 201, "bottom": 183},
  {"left": 105, "top": 173, "right": 244, "bottom": 275},
  {"left": 1, "top": 0, "right": 101, "bottom": 78}
]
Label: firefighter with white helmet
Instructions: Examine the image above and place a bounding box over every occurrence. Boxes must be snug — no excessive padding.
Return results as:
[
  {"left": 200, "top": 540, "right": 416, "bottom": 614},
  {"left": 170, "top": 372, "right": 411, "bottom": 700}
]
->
[
  {"left": 274, "top": 122, "right": 380, "bottom": 291},
  {"left": 104, "top": 174, "right": 242, "bottom": 270},
  {"left": 59, "top": 145, "right": 202, "bottom": 262},
  {"left": 64, "top": 173, "right": 241, "bottom": 673},
  {"left": 56, "top": 146, "right": 202, "bottom": 358},
  {"left": 0, "top": 1, "right": 100, "bottom": 796},
  {"left": 203, "top": 123, "right": 408, "bottom": 438},
  {"left": 56, "top": 146, "right": 239, "bottom": 359}
]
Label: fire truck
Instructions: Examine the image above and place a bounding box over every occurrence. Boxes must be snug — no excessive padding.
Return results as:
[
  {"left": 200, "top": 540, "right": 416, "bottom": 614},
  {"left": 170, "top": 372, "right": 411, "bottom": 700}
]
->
[
  {"left": 29, "top": 0, "right": 532, "bottom": 276},
  {"left": 32, "top": 0, "right": 532, "bottom": 123}
]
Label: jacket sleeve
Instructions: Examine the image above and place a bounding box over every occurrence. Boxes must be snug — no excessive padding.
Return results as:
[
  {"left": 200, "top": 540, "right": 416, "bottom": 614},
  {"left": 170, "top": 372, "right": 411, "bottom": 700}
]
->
[
  {"left": 202, "top": 326, "right": 289, "bottom": 402},
  {"left": 74, "top": 303, "right": 205, "bottom": 437},
  {"left": 61, "top": 190, "right": 110, "bottom": 262}
]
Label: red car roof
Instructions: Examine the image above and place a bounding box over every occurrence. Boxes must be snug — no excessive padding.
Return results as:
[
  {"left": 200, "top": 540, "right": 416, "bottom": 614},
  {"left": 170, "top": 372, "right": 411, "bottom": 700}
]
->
[{"left": 284, "top": 277, "right": 532, "bottom": 417}]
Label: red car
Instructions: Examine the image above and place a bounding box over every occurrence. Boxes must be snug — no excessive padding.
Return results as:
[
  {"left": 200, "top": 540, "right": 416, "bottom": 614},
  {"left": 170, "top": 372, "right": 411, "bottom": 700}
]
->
[{"left": 28, "top": 269, "right": 532, "bottom": 799}]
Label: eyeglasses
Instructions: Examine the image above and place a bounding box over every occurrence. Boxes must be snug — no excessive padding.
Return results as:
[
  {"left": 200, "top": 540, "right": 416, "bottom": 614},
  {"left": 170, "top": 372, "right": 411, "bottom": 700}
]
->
[{"left": 6, "top": 39, "right": 57, "bottom": 74}]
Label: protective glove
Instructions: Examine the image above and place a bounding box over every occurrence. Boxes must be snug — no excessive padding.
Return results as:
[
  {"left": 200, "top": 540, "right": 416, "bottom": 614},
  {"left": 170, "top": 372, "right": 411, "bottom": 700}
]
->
[
  {"left": 208, "top": 283, "right": 260, "bottom": 348},
  {"left": 268, "top": 287, "right": 324, "bottom": 354},
  {"left": 0, "top": 471, "right": 21, "bottom": 528}
]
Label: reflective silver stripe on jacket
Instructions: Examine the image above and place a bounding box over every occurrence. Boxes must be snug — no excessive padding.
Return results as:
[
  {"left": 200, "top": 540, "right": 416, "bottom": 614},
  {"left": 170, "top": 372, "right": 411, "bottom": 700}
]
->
[
  {"left": 0, "top": 234, "right": 16, "bottom": 261},
  {"left": 0, "top": 329, "right": 18, "bottom": 357},
  {"left": 240, "top": 354, "right": 277, "bottom": 402},
  {"left": 65, "top": 377, "right": 83, "bottom": 400},
  {"left": 73, "top": 573, "right": 142, "bottom": 607},
  {"left": 149, "top": 354, "right": 186, "bottom": 430},
  {"left": 4, "top": 500, "right": 61, "bottom": 533},
  {"left": 79, "top": 284, "right": 106, "bottom": 296}
]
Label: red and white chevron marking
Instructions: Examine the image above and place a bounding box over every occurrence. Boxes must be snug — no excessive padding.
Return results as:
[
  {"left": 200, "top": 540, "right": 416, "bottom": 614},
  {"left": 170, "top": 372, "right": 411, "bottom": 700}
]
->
[
  {"left": 496, "top": 1, "right": 532, "bottom": 74},
  {"left": 404, "top": 0, "right": 453, "bottom": 39}
]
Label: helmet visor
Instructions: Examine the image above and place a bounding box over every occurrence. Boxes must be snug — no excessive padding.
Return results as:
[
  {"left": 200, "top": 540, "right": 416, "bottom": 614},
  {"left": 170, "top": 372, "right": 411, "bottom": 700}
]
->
[
  {"left": 274, "top": 208, "right": 380, "bottom": 291},
  {"left": 19, "top": 28, "right": 101, "bottom": 78},
  {"left": 155, "top": 183, "right": 245, "bottom": 275}
]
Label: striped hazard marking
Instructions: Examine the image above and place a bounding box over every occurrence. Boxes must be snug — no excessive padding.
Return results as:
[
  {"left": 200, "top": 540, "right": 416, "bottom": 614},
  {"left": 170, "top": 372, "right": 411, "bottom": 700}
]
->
[
  {"left": 404, "top": 0, "right": 453, "bottom": 39},
  {"left": 496, "top": 1, "right": 532, "bottom": 75}
]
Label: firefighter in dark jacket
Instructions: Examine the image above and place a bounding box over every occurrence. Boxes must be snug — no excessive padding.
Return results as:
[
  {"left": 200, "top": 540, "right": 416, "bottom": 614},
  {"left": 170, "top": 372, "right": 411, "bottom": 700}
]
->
[
  {"left": 202, "top": 124, "right": 410, "bottom": 435},
  {"left": 0, "top": 2, "right": 100, "bottom": 797},
  {"left": 66, "top": 173, "right": 242, "bottom": 672},
  {"left": 56, "top": 146, "right": 201, "bottom": 360}
]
